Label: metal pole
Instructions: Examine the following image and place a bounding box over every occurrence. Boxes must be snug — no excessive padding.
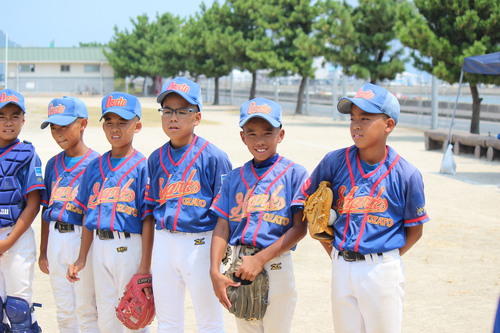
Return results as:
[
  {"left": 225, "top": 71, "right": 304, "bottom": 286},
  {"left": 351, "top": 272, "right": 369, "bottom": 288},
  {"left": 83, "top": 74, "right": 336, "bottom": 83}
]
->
[
  {"left": 274, "top": 79, "right": 279, "bottom": 103},
  {"left": 5, "top": 33, "right": 8, "bottom": 88},
  {"left": 305, "top": 77, "right": 310, "bottom": 115},
  {"left": 332, "top": 72, "right": 338, "bottom": 120},
  {"left": 230, "top": 72, "right": 234, "bottom": 105},
  {"left": 446, "top": 71, "right": 464, "bottom": 145},
  {"left": 431, "top": 75, "right": 439, "bottom": 129}
]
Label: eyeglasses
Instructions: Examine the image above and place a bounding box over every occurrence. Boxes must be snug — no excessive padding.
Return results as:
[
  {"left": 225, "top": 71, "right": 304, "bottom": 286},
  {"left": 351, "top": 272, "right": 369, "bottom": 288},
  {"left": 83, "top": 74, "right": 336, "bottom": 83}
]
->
[{"left": 158, "top": 107, "right": 198, "bottom": 118}]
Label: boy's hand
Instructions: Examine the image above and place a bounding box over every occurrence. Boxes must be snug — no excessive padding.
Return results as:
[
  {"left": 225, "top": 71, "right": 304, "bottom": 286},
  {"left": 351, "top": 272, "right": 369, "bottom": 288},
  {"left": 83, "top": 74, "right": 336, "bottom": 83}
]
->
[
  {"left": 210, "top": 270, "right": 240, "bottom": 309},
  {"left": 38, "top": 253, "right": 50, "bottom": 274},
  {"left": 0, "top": 239, "right": 13, "bottom": 256},
  {"left": 67, "top": 259, "right": 85, "bottom": 282},
  {"left": 235, "top": 255, "right": 265, "bottom": 282}
]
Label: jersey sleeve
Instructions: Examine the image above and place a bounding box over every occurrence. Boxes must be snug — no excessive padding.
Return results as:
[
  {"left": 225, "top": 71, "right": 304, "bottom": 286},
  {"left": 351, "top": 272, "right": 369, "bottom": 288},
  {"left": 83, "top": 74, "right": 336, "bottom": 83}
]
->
[
  {"left": 137, "top": 163, "right": 151, "bottom": 220},
  {"left": 403, "top": 169, "right": 429, "bottom": 227},
  {"left": 210, "top": 169, "right": 234, "bottom": 220},
  {"left": 41, "top": 156, "right": 56, "bottom": 207},
  {"left": 300, "top": 150, "right": 339, "bottom": 199},
  {"left": 74, "top": 163, "right": 93, "bottom": 212},
  {"left": 290, "top": 164, "right": 310, "bottom": 209},
  {"left": 145, "top": 150, "right": 159, "bottom": 210},
  {"left": 209, "top": 149, "right": 232, "bottom": 197},
  {"left": 23, "top": 152, "right": 45, "bottom": 198}
]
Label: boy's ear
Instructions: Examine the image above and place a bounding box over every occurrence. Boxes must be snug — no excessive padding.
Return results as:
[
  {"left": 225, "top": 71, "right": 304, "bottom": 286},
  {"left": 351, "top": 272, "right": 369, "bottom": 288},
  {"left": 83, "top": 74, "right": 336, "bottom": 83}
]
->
[
  {"left": 385, "top": 118, "right": 396, "bottom": 134},
  {"left": 278, "top": 128, "right": 285, "bottom": 143},
  {"left": 240, "top": 130, "right": 247, "bottom": 145},
  {"left": 80, "top": 118, "right": 88, "bottom": 130},
  {"left": 135, "top": 120, "right": 142, "bottom": 133}
]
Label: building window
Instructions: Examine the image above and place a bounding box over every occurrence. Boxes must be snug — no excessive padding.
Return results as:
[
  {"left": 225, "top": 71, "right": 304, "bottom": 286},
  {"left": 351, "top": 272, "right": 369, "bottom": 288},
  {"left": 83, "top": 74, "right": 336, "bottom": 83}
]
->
[
  {"left": 61, "top": 65, "right": 70, "bottom": 72},
  {"left": 84, "top": 64, "right": 100, "bottom": 73},
  {"left": 19, "top": 64, "right": 35, "bottom": 72}
]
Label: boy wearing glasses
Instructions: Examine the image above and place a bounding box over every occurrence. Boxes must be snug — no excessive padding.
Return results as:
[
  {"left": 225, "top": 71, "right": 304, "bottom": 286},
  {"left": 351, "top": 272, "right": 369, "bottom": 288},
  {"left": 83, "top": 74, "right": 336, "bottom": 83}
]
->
[{"left": 146, "top": 77, "right": 232, "bottom": 332}]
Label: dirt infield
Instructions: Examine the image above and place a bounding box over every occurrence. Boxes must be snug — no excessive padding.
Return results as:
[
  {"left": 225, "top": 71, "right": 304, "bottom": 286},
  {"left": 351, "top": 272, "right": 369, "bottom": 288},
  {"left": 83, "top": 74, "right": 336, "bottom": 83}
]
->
[{"left": 20, "top": 96, "right": 500, "bottom": 332}]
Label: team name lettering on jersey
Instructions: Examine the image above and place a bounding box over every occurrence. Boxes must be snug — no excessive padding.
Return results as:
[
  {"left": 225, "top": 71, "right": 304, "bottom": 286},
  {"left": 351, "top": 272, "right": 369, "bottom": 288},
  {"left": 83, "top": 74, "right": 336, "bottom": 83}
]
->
[
  {"left": 49, "top": 179, "right": 79, "bottom": 205},
  {"left": 66, "top": 202, "right": 84, "bottom": 215},
  {"left": 88, "top": 178, "right": 136, "bottom": 208},
  {"left": 335, "top": 185, "right": 388, "bottom": 214},
  {"left": 229, "top": 185, "right": 286, "bottom": 221},
  {"left": 157, "top": 169, "right": 200, "bottom": 204}
]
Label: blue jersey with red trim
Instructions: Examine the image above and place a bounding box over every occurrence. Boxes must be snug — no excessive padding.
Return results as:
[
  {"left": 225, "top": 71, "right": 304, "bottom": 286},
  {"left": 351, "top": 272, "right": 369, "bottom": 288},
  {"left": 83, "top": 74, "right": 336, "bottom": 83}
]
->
[
  {"left": 0, "top": 140, "right": 45, "bottom": 226},
  {"left": 211, "top": 155, "right": 309, "bottom": 249},
  {"left": 41, "top": 149, "right": 100, "bottom": 225},
  {"left": 301, "top": 145, "right": 429, "bottom": 254},
  {"left": 75, "top": 150, "right": 148, "bottom": 234},
  {"left": 146, "top": 135, "right": 232, "bottom": 233}
]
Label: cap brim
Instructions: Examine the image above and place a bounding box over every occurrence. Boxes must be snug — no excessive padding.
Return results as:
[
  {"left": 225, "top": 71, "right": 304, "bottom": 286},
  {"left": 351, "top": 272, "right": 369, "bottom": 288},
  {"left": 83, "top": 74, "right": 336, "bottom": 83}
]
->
[
  {"left": 239, "top": 114, "right": 281, "bottom": 128},
  {"left": 40, "top": 116, "right": 78, "bottom": 129},
  {"left": 157, "top": 91, "right": 199, "bottom": 109},
  {"left": 0, "top": 101, "right": 26, "bottom": 113},
  {"left": 337, "top": 97, "right": 382, "bottom": 115},
  {"left": 100, "top": 109, "right": 138, "bottom": 121}
]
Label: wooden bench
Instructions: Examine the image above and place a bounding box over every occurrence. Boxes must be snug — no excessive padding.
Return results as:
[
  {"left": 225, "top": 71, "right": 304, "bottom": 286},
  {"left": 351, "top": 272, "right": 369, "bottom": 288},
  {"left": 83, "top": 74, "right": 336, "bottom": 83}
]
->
[{"left": 423, "top": 129, "right": 500, "bottom": 161}]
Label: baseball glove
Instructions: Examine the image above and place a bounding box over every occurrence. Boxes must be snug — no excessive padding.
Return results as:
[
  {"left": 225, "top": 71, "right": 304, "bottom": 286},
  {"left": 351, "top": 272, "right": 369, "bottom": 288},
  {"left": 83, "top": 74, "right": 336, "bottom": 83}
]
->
[
  {"left": 225, "top": 252, "right": 269, "bottom": 321},
  {"left": 303, "top": 181, "right": 335, "bottom": 241},
  {"left": 116, "top": 274, "right": 155, "bottom": 330}
]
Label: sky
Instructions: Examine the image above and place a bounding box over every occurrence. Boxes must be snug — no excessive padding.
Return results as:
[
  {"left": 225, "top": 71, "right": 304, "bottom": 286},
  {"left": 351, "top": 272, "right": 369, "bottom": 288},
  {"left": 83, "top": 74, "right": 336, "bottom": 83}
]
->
[{"left": 0, "top": 0, "right": 214, "bottom": 47}]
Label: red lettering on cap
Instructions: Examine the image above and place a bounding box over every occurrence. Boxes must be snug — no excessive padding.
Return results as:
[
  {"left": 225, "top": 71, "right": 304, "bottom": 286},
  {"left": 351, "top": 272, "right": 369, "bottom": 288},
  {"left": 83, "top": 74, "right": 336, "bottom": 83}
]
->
[
  {"left": 105, "top": 96, "right": 127, "bottom": 108},
  {"left": 247, "top": 101, "right": 271, "bottom": 114},
  {"left": 0, "top": 92, "right": 19, "bottom": 103},
  {"left": 48, "top": 103, "right": 66, "bottom": 115},
  {"left": 167, "top": 81, "right": 190, "bottom": 92},
  {"left": 354, "top": 89, "right": 375, "bottom": 100}
]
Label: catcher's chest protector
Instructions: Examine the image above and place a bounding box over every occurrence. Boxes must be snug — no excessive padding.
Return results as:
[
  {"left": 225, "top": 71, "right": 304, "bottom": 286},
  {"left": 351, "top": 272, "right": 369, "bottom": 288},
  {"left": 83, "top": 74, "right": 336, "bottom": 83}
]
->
[{"left": 0, "top": 142, "right": 34, "bottom": 227}]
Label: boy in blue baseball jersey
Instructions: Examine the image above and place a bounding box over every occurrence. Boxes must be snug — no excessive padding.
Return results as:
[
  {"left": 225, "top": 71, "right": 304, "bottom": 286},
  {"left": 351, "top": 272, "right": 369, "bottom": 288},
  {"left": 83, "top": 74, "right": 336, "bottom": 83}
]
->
[
  {"left": 146, "top": 77, "right": 232, "bottom": 332},
  {"left": 39, "top": 96, "right": 100, "bottom": 332},
  {"left": 0, "top": 89, "right": 45, "bottom": 332},
  {"left": 210, "top": 97, "right": 309, "bottom": 333},
  {"left": 301, "top": 83, "right": 429, "bottom": 333},
  {"left": 67, "top": 92, "right": 154, "bottom": 333}
]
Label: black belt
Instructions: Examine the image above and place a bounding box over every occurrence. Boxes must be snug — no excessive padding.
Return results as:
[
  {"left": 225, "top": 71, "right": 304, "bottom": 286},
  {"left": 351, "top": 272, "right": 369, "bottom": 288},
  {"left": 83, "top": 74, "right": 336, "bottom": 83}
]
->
[
  {"left": 96, "top": 229, "right": 130, "bottom": 240},
  {"left": 54, "top": 221, "right": 75, "bottom": 233},
  {"left": 338, "top": 250, "right": 383, "bottom": 262}
]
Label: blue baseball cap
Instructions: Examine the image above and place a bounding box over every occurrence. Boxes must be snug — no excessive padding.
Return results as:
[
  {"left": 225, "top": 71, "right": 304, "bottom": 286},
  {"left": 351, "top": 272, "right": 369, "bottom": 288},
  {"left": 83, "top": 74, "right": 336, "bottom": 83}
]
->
[
  {"left": 101, "top": 92, "right": 141, "bottom": 120},
  {"left": 239, "top": 97, "right": 282, "bottom": 128},
  {"left": 157, "top": 77, "right": 203, "bottom": 112},
  {"left": 337, "top": 83, "right": 400, "bottom": 124},
  {"left": 0, "top": 89, "right": 26, "bottom": 113},
  {"left": 41, "top": 96, "right": 88, "bottom": 129}
]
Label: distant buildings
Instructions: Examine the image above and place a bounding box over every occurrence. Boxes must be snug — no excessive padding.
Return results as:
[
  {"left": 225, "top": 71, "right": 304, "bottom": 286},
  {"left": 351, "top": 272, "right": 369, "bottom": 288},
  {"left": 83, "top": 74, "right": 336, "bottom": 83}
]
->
[{"left": 0, "top": 47, "right": 114, "bottom": 94}]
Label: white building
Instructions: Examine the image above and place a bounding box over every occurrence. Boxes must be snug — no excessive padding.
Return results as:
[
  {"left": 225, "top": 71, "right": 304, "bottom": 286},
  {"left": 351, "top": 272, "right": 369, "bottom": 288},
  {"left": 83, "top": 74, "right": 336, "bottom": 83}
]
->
[{"left": 0, "top": 47, "right": 114, "bottom": 94}]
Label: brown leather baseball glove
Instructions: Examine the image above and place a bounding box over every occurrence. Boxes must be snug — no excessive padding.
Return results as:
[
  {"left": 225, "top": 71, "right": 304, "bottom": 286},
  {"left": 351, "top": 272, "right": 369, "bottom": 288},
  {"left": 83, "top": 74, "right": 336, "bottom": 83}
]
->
[{"left": 303, "top": 181, "right": 335, "bottom": 241}]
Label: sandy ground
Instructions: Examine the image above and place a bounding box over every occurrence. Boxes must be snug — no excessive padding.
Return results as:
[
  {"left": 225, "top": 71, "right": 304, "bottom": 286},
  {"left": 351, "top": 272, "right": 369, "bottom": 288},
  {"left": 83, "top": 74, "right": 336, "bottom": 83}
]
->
[{"left": 17, "top": 96, "right": 500, "bottom": 332}]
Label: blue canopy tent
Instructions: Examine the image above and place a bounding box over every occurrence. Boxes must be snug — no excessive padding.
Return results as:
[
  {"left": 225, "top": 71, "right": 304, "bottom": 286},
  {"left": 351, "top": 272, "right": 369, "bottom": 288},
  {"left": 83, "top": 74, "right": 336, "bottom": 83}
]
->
[{"left": 440, "top": 52, "right": 500, "bottom": 174}]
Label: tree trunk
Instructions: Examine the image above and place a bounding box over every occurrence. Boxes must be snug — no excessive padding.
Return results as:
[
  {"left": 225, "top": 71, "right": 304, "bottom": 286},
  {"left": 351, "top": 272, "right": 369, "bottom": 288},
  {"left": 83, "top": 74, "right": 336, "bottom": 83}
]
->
[
  {"left": 250, "top": 71, "right": 257, "bottom": 100},
  {"left": 469, "top": 84, "right": 482, "bottom": 134},
  {"left": 214, "top": 77, "right": 220, "bottom": 105},
  {"left": 295, "top": 76, "right": 307, "bottom": 115}
]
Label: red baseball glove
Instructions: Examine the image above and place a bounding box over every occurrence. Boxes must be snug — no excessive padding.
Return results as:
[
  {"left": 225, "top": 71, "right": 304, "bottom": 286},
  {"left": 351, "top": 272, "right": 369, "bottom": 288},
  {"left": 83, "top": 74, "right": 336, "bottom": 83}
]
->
[{"left": 116, "top": 274, "right": 155, "bottom": 330}]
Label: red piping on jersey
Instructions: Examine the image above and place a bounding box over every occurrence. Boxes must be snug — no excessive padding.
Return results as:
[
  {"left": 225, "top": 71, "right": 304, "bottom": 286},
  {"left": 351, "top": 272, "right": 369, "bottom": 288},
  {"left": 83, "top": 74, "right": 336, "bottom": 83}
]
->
[
  {"left": 405, "top": 214, "right": 428, "bottom": 224},
  {"left": 109, "top": 151, "right": 145, "bottom": 231},
  {"left": 239, "top": 156, "right": 283, "bottom": 244},
  {"left": 212, "top": 205, "right": 229, "bottom": 219},
  {"left": 96, "top": 150, "right": 139, "bottom": 230},
  {"left": 25, "top": 184, "right": 44, "bottom": 198},
  {"left": 52, "top": 149, "right": 94, "bottom": 222},
  {"left": 339, "top": 147, "right": 401, "bottom": 252},
  {"left": 167, "top": 136, "right": 198, "bottom": 166},
  {"left": 0, "top": 141, "right": 20, "bottom": 158},
  {"left": 172, "top": 140, "right": 209, "bottom": 231}
]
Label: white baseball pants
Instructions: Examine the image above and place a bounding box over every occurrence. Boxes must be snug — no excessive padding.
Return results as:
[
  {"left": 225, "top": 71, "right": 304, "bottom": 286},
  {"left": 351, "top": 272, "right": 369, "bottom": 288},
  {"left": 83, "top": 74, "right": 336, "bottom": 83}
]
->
[
  {"left": 330, "top": 249, "right": 405, "bottom": 333},
  {"left": 234, "top": 250, "right": 297, "bottom": 333},
  {"left": 92, "top": 232, "right": 149, "bottom": 333},
  {"left": 47, "top": 221, "right": 99, "bottom": 333},
  {"left": 152, "top": 229, "right": 225, "bottom": 333}
]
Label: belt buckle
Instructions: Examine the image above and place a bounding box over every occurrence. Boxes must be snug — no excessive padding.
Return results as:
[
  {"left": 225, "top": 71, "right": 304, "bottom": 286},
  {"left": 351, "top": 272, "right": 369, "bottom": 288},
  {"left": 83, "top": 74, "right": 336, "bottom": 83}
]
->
[
  {"left": 97, "top": 229, "right": 113, "bottom": 240},
  {"left": 56, "top": 222, "right": 73, "bottom": 233},
  {"left": 340, "top": 250, "right": 357, "bottom": 262}
]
